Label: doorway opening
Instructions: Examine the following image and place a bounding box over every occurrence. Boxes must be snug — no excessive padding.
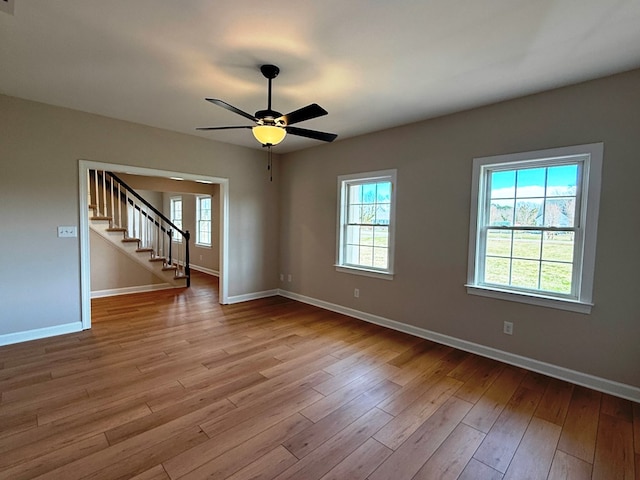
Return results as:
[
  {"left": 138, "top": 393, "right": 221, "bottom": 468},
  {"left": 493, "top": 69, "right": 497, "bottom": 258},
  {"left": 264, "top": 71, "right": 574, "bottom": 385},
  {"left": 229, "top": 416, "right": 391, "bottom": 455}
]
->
[{"left": 78, "top": 160, "right": 230, "bottom": 330}]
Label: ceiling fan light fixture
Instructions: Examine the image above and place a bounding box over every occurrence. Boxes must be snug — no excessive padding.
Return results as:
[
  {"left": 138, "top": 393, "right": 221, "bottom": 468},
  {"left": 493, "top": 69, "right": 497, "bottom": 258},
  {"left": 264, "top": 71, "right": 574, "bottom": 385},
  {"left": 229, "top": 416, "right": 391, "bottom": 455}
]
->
[{"left": 252, "top": 125, "right": 286, "bottom": 146}]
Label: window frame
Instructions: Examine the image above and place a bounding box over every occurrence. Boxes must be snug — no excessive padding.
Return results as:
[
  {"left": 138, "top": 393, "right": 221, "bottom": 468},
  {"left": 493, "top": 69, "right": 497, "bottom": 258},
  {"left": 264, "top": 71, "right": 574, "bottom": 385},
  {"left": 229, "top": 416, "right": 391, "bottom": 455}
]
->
[
  {"left": 195, "top": 194, "right": 212, "bottom": 247},
  {"left": 466, "top": 143, "right": 603, "bottom": 313},
  {"left": 335, "top": 169, "right": 397, "bottom": 280},
  {"left": 169, "top": 196, "right": 183, "bottom": 243}
]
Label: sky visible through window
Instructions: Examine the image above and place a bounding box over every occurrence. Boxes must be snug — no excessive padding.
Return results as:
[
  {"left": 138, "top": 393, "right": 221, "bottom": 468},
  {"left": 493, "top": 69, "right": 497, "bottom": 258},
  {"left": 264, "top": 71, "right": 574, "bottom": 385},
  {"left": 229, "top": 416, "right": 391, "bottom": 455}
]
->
[{"left": 490, "top": 165, "right": 577, "bottom": 198}]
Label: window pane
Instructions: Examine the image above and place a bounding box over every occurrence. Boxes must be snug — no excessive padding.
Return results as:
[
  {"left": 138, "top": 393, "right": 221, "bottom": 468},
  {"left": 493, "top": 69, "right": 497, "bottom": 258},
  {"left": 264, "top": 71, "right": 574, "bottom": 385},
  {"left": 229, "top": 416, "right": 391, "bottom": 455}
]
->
[
  {"left": 546, "top": 165, "right": 578, "bottom": 197},
  {"left": 542, "top": 232, "right": 574, "bottom": 262},
  {"left": 360, "top": 205, "right": 376, "bottom": 224},
  {"left": 515, "top": 199, "right": 543, "bottom": 226},
  {"left": 512, "top": 230, "right": 541, "bottom": 260},
  {"left": 485, "top": 257, "right": 510, "bottom": 285},
  {"left": 360, "top": 226, "right": 374, "bottom": 246},
  {"left": 490, "top": 170, "right": 515, "bottom": 199},
  {"left": 377, "top": 182, "right": 391, "bottom": 202},
  {"left": 373, "top": 247, "right": 388, "bottom": 269},
  {"left": 544, "top": 198, "right": 575, "bottom": 227},
  {"left": 376, "top": 204, "right": 390, "bottom": 225},
  {"left": 362, "top": 184, "right": 376, "bottom": 204},
  {"left": 511, "top": 259, "right": 540, "bottom": 289},
  {"left": 489, "top": 199, "right": 515, "bottom": 226},
  {"left": 540, "top": 262, "right": 572, "bottom": 294},
  {"left": 516, "top": 168, "right": 546, "bottom": 198},
  {"left": 346, "top": 244, "right": 360, "bottom": 264},
  {"left": 359, "top": 246, "right": 374, "bottom": 266},
  {"left": 373, "top": 226, "right": 388, "bottom": 247},
  {"left": 346, "top": 225, "right": 360, "bottom": 244},
  {"left": 349, "top": 184, "right": 362, "bottom": 203},
  {"left": 348, "top": 204, "right": 361, "bottom": 224},
  {"left": 486, "top": 230, "right": 511, "bottom": 257}
]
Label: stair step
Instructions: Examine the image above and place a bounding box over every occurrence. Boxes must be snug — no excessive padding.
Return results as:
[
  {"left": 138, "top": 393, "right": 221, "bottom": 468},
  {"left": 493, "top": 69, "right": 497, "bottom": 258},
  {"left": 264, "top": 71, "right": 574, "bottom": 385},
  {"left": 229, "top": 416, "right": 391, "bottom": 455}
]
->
[
  {"left": 106, "top": 227, "right": 127, "bottom": 232},
  {"left": 174, "top": 274, "right": 189, "bottom": 280},
  {"left": 149, "top": 257, "right": 167, "bottom": 263},
  {"left": 162, "top": 265, "right": 177, "bottom": 271},
  {"left": 91, "top": 216, "right": 112, "bottom": 221},
  {"left": 122, "top": 238, "right": 140, "bottom": 243},
  {"left": 136, "top": 248, "right": 154, "bottom": 253}
]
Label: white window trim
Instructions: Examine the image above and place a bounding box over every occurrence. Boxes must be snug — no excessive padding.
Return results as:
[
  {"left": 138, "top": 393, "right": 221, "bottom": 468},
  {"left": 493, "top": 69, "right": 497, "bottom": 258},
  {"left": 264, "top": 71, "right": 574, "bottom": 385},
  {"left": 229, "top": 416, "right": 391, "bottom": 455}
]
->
[
  {"left": 335, "top": 169, "right": 397, "bottom": 280},
  {"left": 170, "top": 196, "right": 183, "bottom": 243},
  {"left": 196, "top": 194, "right": 212, "bottom": 247},
  {"left": 466, "top": 143, "right": 603, "bottom": 314}
]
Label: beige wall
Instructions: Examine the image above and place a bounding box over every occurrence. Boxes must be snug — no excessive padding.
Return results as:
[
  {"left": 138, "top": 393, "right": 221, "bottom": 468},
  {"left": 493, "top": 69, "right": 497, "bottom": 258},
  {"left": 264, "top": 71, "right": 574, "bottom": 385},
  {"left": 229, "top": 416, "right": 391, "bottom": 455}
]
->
[
  {"left": 90, "top": 230, "right": 166, "bottom": 291},
  {"left": 0, "top": 94, "right": 279, "bottom": 336},
  {"left": 278, "top": 69, "right": 640, "bottom": 388}
]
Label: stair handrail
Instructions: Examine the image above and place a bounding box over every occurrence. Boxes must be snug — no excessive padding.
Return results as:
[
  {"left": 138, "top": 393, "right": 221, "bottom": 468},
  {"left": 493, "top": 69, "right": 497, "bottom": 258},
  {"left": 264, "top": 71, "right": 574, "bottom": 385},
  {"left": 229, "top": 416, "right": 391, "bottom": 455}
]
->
[
  {"left": 106, "top": 172, "right": 187, "bottom": 238},
  {"left": 103, "top": 171, "right": 191, "bottom": 287}
]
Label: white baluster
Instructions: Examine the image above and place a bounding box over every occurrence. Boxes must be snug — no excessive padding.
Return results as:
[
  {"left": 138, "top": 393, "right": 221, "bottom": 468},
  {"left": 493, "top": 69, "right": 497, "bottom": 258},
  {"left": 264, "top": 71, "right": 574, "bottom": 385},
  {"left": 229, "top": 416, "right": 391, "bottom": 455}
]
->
[
  {"left": 102, "top": 171, "right": 107, "bottom": 217},
  {"left": 117, "top": 183, "right": 122, "bottom": 228}
]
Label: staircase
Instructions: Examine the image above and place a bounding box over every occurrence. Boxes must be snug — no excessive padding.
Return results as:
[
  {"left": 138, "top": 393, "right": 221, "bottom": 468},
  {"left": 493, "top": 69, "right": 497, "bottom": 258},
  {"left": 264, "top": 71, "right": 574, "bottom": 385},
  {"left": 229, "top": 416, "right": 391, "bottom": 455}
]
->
[{"left": 88, "top": 170, "right": 190, "bottom": 289}]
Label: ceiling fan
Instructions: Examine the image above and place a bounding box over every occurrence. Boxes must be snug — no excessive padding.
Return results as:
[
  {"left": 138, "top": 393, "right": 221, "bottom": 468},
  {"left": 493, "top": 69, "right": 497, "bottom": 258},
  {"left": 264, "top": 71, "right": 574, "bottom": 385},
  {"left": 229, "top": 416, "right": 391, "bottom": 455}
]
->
[{"left": 197, "top": 64, "right": 338, "bottom": 147}]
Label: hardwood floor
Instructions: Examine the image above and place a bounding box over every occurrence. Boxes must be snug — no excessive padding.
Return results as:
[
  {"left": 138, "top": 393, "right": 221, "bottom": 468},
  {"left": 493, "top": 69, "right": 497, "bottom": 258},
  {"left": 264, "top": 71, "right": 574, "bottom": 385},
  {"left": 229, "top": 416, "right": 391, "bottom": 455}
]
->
[{"left": 0, "top": 271, "right": 638, "bottom": 479}]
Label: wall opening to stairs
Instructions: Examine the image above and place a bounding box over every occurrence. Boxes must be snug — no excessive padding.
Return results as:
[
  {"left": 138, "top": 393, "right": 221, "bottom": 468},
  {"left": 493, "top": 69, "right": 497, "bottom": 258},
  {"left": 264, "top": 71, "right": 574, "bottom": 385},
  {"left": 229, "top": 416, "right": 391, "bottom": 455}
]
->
[{"left": 79, "top": 159, "right": 229, "bottom": 330}]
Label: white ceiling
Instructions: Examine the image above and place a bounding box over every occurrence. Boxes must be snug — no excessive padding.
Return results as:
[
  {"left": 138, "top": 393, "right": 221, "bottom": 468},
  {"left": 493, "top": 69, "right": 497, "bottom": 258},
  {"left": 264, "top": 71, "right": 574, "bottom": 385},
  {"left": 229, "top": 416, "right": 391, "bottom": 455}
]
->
[{"left": 2, "top": 1, "right": 640, "bottom": 153}]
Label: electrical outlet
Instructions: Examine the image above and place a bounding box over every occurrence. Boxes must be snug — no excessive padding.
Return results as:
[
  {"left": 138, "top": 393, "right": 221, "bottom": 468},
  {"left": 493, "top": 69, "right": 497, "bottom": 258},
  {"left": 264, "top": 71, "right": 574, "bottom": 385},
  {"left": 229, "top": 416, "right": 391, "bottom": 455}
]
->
[
  {"left": 279, "top": 273, "right": 284, "bottom": 282},
  {"left": 57, "top": 226, "right": 77, "bottom": 238},
  {"left": 354, "top": 288, "right": 359, "bottom": 298},
  {"left": 287, "top": 274, "right": 292, "bottom": 282},
  {"left": 503, "top": 321, "right": 514, "bottom": 335}
]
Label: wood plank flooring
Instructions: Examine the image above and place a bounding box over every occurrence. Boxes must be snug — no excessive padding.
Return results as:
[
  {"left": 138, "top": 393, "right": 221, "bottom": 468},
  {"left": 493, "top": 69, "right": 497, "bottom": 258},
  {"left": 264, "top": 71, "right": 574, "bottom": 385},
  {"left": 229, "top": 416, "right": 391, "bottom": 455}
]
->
[{"left": 0, "top": 271, "right": 638, "bottom": 479}]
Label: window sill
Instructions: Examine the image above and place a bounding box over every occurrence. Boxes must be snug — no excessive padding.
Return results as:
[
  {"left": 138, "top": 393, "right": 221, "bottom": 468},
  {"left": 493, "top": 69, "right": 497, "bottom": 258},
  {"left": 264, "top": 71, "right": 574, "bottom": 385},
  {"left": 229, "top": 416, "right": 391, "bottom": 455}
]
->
[
  {"left": 335, "top": 265, "right": 394, "bottom": 280},
  {"left": 465, "top": 284, "right": 592, "bottom": 314},
  {"left": 195, "top": 243, "right": 212, "bottom": 249}
]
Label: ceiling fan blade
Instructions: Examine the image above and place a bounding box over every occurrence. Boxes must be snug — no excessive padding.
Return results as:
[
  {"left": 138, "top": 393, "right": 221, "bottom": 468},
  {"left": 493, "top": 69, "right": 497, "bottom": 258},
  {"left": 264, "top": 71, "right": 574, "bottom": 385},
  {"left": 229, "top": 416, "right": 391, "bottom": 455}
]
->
[
  {"left": 286, "top": 126, "right": 337, "bottom": 142},
  {"left": 196, "top": 126, "right": 252, "bottom": 131},
  {"left": 279, "top": 103, "right": 328, "bottom": 126},
  {"left": 205, "top": 98, "right": 257, "bottom": 122}
]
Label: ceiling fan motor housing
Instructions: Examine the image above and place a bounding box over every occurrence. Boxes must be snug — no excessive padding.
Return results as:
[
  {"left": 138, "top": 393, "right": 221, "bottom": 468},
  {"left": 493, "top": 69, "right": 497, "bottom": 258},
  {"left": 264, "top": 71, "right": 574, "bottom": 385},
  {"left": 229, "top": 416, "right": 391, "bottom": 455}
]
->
[
  {"left": 260, "top": 64, "right": 280, "bottom": 79},
  {"left": 255, "top": 109, "right": 285, "bottom": 126}
]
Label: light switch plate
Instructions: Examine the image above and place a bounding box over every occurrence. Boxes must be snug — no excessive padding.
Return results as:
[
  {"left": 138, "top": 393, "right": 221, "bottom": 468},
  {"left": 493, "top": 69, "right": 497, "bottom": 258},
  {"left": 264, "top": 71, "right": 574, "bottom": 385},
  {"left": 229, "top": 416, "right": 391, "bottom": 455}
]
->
[{"left": 58, "top": 226, "right": 77, "bottom": 238}]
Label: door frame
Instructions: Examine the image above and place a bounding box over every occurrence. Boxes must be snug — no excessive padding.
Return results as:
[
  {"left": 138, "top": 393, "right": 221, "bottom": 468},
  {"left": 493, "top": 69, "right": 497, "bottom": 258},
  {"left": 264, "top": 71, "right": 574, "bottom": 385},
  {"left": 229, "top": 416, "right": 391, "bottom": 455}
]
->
[{"left": 78, "top": 159, "right": 230, "bottom": 330}]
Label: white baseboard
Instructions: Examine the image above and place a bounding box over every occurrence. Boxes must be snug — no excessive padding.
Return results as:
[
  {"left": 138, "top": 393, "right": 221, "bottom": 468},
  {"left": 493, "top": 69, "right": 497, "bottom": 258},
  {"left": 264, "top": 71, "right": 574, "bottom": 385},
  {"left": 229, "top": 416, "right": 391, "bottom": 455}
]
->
[
  {"left": 227, "top": 289, "right": 279, "bottom": 304},
  {"left": 0, "top": 322, "right": 83, "bottom": 347},
  {"left": 189, "top": 265, "right": 219, "bottom": 277},
  {"left": 91, "top": 283, "right": 177, "bottom": 298},
  {"left": 278, "top": 289, "right": 640, "bottom": 403}
]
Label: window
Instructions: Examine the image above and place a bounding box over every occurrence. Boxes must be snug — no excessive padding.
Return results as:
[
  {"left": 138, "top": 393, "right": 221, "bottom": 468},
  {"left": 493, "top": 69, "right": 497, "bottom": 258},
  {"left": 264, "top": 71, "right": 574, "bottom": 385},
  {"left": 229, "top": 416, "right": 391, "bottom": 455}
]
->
[
  {"left": 196, "top": 195, "right": 212, "bottom": 246},
  {"left": 336, "top": 170, "right": 396, "bottom": 279},
  {"left": 169, "top": 196, "right": 182, "bottom": 242},
  {"left": 466, "top": 143, "right": 603, "bottom": 313}
]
